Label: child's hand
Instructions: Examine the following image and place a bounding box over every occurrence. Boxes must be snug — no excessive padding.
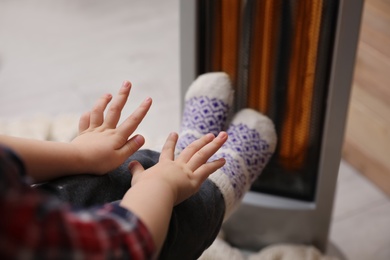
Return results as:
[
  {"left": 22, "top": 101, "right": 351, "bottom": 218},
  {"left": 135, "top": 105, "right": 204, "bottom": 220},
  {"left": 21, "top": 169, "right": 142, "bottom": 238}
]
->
[
  {"left": 70, "top": 81, "right": 151, "bottom": 175},
  {"left": 129, "top": 131, "right": 227, "bottom": 205},
  {"left": 119, "top": 131, "right": 226, "bottom": 251}
]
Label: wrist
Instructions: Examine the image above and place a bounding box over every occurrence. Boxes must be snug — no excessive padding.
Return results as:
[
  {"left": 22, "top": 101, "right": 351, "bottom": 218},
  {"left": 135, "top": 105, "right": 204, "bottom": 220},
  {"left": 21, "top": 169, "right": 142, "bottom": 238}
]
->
[
  {"left": 68, "top": 144, "right": 91, "bottom": 174},
  {"left": 127, "top": 179, "right": 177, "bottom": 207},
  {"left": 48, "top": 142, "right": 86, "bottom": 177},
  {"left": 120, "top": 179, "right": 176, "bottom": 251}
]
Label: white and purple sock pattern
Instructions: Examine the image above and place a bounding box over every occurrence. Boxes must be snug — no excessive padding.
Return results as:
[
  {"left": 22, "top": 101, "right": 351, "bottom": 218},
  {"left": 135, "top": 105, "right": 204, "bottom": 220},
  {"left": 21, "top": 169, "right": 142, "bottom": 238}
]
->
[
  {"left": 177, "top": 96, "right": 231, "bottom": 151},
  {"left": 209, "top": 109, "right": 277, "bottom": 219},
  {"left": 176, "top": 72, "right": 234, "bottom": 153},
  {"left": 210, "top": 152, "right": 247, "bottom": 200},
  {"left": 225, "top": 123, "right": 274, "bottom": 184}
]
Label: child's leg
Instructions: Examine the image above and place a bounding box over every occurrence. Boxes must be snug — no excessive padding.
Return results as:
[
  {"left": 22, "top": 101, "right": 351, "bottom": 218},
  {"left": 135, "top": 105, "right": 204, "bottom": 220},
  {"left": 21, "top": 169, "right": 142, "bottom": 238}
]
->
[
  {"left": 160, "top": 179, "right": 225, "bottom": 259},
  {"left": 35, "top": 149, "right": 160, "bottom": 207},
  {"left": 160, "top": 73, "right": 277, "bottom": 257},
  {"left": 35, "top": 149, "right": 226, "bottom": 259}
]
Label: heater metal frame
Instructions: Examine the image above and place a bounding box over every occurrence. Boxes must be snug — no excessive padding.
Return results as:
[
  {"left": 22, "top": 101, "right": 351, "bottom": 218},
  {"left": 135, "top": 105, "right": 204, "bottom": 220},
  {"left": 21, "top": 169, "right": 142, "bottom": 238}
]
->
[{"left": 180, "top": 0, "right": 364, "bottom": 252}]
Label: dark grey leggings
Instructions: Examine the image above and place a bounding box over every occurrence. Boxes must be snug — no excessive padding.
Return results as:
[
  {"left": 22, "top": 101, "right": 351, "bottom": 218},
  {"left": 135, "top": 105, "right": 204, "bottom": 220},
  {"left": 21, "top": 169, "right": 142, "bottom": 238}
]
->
[{"left": 35, "top": 149, "right": 225, "bottom": 260}]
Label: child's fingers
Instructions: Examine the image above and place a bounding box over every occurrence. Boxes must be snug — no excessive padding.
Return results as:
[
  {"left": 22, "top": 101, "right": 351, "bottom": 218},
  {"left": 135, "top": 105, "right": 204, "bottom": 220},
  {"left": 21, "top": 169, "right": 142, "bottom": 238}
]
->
[
  {"left": 193, "top": 158, "right": 226, "bottom": 182},
  {"left": 120, "top": 134, "right": 145, "bottom": 158},
  {"left": 160, "top": 132, "right": 178, "bottom": 161},
  {"left": 177, "top": 133, "right": 215, "bottom": 163},
  {"left": 104, "top": 81, "right": 132, "bottom": 128},
  {"left": 116, "top": 97, "right": 152, "bottom": 139},
  {"left": 128, "top": 160, "right": 145, "bottom": 184},
  {"left": 90, "top": 93, "right": 112, "bottom": 128},
  {"left": 186, "top": 132, "right": 227, "bottom": 171},
  {"left": 78, "top": 111, "right": 91, "bottom": 133}
]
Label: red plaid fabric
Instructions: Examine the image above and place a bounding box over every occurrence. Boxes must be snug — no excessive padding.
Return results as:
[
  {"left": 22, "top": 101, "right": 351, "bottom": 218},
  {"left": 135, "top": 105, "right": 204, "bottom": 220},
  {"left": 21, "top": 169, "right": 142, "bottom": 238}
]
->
[{"left": 0, "top": 146, "right": 155, "bottom": 259}]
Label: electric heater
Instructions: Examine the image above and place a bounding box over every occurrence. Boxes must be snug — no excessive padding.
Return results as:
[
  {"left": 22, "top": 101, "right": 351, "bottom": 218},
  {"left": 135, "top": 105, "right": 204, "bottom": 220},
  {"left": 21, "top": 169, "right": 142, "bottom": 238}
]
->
[{"left": 180, "top": 0, "right": 364, "bottom": 252}]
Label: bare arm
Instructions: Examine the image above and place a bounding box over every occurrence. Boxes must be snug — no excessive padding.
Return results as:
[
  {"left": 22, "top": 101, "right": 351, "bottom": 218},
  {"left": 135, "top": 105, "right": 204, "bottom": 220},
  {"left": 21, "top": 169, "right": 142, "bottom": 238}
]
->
[
  {"left": 0, "top": 81, "right": 151, "bottom": 182},
  {"left": 120, "top": 131, "right": 227, "bottom": 255}
]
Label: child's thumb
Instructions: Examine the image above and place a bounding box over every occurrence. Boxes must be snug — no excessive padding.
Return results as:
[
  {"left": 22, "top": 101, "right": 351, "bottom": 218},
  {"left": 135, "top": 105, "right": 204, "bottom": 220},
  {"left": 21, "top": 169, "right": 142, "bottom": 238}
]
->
[{"left": 128, "top": 161, "right": 145, "bottom": 180}]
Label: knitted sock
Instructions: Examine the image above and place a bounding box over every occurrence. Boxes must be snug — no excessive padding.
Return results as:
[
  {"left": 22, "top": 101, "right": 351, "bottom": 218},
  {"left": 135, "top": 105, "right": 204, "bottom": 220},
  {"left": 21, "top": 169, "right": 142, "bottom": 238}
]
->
[
  {"left": 176, "top": 72, "right": 234, "bottom": 153},
  {"left": 209, "top": 109, "right": 277, "bottom": 219}
]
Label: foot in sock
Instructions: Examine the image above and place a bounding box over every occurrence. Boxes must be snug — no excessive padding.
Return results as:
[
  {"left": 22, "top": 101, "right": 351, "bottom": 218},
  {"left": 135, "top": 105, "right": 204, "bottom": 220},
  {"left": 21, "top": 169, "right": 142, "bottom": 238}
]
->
[
  {"left": 208, "top": 109, "right": 277, "bottom": 219},
  {"left": 176, "top": 72, "right": 234, "bottom": 153}
]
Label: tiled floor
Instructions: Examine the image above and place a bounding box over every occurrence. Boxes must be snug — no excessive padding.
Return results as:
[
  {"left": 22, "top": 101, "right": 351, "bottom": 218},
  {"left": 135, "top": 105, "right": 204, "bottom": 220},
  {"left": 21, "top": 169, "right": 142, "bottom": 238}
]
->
[{"left": 1, "top": 1, "right": 389, "bottom": 259}]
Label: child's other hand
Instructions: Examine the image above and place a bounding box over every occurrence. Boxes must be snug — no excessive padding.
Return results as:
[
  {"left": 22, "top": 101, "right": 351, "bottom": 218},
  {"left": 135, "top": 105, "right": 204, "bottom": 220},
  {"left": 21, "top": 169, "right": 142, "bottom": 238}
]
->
[
  {"left": 70, "top": 81, "right": 151, "bottom": 175},
  {"left": 129, "top": 131, "right": 227, "bottom": 205}
]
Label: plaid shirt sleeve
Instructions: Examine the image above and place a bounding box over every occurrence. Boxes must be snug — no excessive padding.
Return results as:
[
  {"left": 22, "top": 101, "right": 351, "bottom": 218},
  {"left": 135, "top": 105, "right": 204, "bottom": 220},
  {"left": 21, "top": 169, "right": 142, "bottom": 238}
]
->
[{"left": 0, "top": 146, "right": 156, "bottom": 259}]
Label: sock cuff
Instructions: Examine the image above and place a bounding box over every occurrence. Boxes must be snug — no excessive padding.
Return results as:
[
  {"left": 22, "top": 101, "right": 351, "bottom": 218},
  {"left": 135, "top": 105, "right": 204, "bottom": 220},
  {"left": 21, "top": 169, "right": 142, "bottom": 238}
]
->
[
  {"left": 208, "top": 150, "right": 250, "bottom": 220},
  {"left": 209, "top": 170, "right": 238, "bottom": 220},
  {"left": 185, "top": 72, "right": 234, "bottom": 104}
]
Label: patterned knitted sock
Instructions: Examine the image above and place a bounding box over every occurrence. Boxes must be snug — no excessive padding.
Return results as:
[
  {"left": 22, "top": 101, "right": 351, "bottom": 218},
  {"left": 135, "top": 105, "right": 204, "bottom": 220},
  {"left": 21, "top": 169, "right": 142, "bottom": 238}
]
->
[
  {"left": 176, "top": 72, "right": 234, "bottom": 152},
  {"left": 209, "top": 109, "right": 277, "bottom": 219}
]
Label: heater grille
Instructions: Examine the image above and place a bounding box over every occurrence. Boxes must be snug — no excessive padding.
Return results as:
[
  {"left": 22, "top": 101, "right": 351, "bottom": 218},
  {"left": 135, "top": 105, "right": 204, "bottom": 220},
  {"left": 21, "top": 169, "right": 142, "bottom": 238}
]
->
[{"left": 196, "top": 0, "right": 339, "bottom": 201}]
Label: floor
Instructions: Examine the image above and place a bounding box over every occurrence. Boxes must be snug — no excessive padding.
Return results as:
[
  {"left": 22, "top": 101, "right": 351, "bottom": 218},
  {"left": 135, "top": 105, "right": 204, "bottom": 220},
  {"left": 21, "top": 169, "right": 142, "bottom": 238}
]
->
[
  {"left": 0, "top": 1, "right": 389, "bottom": 259},
  {"left": 342, "top": 0, "right": 390, "bottom": 195}
]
